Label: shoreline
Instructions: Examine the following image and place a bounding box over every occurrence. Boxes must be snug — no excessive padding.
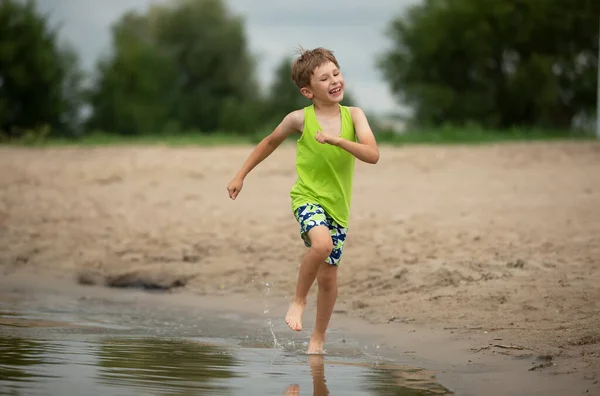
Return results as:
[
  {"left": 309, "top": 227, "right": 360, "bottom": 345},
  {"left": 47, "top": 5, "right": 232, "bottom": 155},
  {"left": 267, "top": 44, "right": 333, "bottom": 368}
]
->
[
  {"left": 1, "top": 127, "right": 594, "bottom": 149},
  {"left": 1, "top": 270, "right": 597, "bottom": 396}
]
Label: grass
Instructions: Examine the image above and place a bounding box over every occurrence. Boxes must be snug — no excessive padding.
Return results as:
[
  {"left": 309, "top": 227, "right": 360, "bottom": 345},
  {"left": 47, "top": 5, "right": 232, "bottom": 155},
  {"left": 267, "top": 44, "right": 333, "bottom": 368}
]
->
[
  {"left": 6, "top": 131, "right": 264, "bottom": 147},
  {"left": 375, "top": 127, "right": 596, "bottom": 145},
  {"left": 1, "top": 127, "right": 596, "bottom": 148}
]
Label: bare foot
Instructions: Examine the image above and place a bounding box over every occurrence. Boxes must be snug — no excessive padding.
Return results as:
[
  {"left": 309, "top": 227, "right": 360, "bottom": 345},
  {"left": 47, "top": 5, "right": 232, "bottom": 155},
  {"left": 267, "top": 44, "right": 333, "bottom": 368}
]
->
[
  {"left": 307, "top": 332, "right": 326, "bottom": 354},
  {"left": 285, "top": 298, "right": 306, "bottom": 331},
  {"left": 282, "top": 384, "right": 300, "bottom": 396}
]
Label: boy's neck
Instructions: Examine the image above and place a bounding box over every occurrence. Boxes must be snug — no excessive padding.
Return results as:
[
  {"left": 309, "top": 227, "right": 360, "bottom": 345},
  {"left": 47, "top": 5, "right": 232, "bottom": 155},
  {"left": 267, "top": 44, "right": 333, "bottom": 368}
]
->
[{"left": 313, "top": 100, "right": 340, "bottom": 116}]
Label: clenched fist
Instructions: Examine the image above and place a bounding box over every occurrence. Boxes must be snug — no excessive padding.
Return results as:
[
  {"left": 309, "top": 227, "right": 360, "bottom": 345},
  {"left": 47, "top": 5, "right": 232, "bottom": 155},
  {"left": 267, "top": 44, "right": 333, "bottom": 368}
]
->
[
  {"left": 315, "top": 130, "right": 340, "bottom": 145},
  {"left": 227, "top": 177, "right": 243, "bottom": 200}
]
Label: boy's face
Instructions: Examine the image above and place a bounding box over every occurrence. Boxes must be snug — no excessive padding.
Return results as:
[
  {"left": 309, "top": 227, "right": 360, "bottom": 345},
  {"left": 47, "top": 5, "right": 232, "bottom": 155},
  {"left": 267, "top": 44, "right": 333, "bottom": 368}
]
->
[{"left": 301, "top": 61, "right": 345, "bottom": 104}]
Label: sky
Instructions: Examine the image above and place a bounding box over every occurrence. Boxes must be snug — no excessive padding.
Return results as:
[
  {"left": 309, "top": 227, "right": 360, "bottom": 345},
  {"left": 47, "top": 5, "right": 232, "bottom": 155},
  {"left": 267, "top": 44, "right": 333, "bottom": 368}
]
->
[{"left": 36, "top": 0, "right": 418, "bottom": 116}]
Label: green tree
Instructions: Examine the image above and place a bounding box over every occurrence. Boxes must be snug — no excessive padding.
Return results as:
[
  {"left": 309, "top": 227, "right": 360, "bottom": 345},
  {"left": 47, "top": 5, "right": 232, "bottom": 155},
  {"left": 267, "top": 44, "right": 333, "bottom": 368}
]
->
[
  {"left": 378, "top": 0, "right": 599, "bottom": 130},
  {"left": 0, "top": 0, "right": 83, "bottom": 137},
  {"left": 58, "top": 43, "right": 86, "bottom": 136},
  {"left": 265, "top": 57, "right": 311, "bottom": 125},
  {"left": 87, "top": 0, "right": 260, "bottom": 135},
  {"left": 86, "top": 11, "right": 178, "bottom": 135}
]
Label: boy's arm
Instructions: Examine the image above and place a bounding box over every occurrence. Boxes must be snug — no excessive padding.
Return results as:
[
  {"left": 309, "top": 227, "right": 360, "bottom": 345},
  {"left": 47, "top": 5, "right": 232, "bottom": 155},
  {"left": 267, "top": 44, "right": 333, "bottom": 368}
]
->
[
  {"left": 316, "top": 107, "right": 379, "bottom": 164},
  {"left": 227, "top": 110, "right": 303, "bottom": 200}
]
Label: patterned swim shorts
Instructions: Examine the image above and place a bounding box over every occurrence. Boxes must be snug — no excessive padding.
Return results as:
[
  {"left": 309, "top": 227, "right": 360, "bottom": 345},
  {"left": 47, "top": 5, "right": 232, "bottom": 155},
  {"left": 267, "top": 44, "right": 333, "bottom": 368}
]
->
[{"left": 294, "top": 203, "right": 348, "bottom": 266}]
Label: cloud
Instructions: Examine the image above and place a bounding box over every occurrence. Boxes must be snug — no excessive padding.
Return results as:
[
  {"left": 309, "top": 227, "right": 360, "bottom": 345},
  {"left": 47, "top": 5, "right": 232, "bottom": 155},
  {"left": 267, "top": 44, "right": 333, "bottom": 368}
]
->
[{"left": 36, "top": 0, "right": 416, "bottom": 115}]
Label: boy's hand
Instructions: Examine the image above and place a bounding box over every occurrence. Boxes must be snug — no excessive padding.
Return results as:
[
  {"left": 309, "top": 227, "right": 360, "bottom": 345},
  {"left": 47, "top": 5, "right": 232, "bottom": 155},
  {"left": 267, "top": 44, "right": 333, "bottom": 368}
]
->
[
  {"left": 315, "top": 130, "right": 340, "bottom": 145},
  {"left": 227, "top": 177, "right": 243, "bottom": 200}
]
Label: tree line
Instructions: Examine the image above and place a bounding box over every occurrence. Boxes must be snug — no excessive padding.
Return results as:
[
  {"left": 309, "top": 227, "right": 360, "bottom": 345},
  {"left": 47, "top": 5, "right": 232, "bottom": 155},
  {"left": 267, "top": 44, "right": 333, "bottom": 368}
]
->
[{"left": 1, "top": 0, "right": 598, "bottom": 140}]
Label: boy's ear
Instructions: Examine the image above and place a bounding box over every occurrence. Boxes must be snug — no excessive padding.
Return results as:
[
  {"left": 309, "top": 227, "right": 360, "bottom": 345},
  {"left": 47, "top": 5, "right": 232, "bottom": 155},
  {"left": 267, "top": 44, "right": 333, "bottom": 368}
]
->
[{"left": 300, "top": 87, "right": 313, "bottom": 100}]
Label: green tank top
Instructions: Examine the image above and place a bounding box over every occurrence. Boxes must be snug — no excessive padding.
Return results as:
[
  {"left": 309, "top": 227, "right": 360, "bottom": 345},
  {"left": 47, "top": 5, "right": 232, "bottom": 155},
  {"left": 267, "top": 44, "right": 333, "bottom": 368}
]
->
[{"left": 290, "top": 104, "right": 356, "bottom": 228}]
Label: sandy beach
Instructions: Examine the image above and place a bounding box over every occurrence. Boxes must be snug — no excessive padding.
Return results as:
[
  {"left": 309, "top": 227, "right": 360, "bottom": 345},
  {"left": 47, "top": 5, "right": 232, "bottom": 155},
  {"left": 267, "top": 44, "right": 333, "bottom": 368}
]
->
[{"left": 1, "top": 140, "right": 599, "bottom": 389}]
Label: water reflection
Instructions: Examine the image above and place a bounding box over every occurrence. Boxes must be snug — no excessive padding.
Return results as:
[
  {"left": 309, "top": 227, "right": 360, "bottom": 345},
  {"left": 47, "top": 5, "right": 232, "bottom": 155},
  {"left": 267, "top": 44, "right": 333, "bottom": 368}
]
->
[
  {"left": 282, "top": 355, "right": 329, "bottom": 396},
  {"left": 0, "top": 337, "right": 58, "bottom": 383},
  {"left": 282, "top": 354, "right": 452, "bottom": 396},
  {"left": 309, "top": 355, "right": 329, "bottom": 395},
  {"left": 0, "top": 333, "right": 452, "bottom": 395},
  {"left": 95, "top": 337, "right": 240, "bottom": 394},
  {"left": 363, "top": 362, "right": 453, "bottom": 396}
]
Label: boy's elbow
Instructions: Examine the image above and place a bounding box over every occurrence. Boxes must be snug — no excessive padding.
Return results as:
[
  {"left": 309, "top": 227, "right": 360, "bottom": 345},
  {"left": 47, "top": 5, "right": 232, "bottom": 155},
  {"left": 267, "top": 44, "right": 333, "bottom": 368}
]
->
[
  {"left": 262, "top": 135, "right": 273, "bottom": 147},
  {"left": 262, "top": 134, "right": 279, "bottom": 149},
  {"left": 369, "top": 149, "right": 380, "bottom": 164},
  {"left": 363, "top": 155, "right": 378, "bottom": 164}
]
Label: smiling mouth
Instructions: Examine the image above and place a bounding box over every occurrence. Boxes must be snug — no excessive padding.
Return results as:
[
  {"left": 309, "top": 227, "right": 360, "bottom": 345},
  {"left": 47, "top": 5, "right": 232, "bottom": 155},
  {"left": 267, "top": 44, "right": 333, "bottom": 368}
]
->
[{"left": 329, "top": 87, "right": 342, "bottom": 94}]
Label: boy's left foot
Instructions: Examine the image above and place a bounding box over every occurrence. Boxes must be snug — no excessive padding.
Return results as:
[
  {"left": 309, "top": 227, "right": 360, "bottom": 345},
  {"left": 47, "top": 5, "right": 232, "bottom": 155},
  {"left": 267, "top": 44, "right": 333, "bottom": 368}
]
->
[
  {"left": 307, "top": 333, "right": 326, "bottom": 354},
  {"left": 285, "top": 298, "right": 306, "bottom": 331}
]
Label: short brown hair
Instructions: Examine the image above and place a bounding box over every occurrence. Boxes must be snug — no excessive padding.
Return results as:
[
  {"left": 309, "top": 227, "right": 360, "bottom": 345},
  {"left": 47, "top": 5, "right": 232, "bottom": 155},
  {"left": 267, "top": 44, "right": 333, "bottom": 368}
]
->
[{"left": 291, "top": 47, "right": 340, "bottom": 89}]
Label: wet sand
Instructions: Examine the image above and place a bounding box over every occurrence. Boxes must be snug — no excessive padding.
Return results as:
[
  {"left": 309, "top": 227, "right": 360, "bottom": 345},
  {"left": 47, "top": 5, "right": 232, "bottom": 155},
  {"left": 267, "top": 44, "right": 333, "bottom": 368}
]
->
[
  {"left": 0, "top": 272, "right": 596, "bottom": 395},
  {"left": 1, "top": 141, "right": 599, "bottom": 393}
]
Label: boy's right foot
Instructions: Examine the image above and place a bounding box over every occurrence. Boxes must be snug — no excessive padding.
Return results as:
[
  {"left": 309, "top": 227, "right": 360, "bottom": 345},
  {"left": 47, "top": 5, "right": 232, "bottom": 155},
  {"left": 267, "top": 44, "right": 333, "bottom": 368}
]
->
[
  {"left": 285, "top": 298, "right": 306, "bottom": 331},
  {"left": 307, "top": 332, "right": 326, "bottom": 354}
]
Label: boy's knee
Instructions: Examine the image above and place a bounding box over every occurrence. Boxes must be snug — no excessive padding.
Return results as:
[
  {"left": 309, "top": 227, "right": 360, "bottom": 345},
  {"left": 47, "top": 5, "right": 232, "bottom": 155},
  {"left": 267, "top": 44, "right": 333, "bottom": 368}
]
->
[{"left": 310, "top": 236, "right": 333, "bottom": 260}]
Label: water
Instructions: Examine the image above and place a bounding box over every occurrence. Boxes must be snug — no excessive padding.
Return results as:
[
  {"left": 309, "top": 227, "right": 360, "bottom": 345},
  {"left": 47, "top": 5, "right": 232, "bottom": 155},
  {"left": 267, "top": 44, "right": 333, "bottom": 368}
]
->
[
  {"left": 0, "top": 335, "right": 451, "bottom": 395},
  {"left": 0, "top": 290, "right": 453, "bottom": 395}
]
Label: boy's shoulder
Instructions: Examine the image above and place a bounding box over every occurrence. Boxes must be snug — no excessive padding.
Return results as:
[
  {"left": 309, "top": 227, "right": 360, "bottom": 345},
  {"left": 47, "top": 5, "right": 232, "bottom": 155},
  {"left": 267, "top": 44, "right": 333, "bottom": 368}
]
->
[
  {"left": 346, "top": 106, "right": 366, "bottom": 119},
  {"left": 285, "top": 108, "right": 305, "bottom": 133}
]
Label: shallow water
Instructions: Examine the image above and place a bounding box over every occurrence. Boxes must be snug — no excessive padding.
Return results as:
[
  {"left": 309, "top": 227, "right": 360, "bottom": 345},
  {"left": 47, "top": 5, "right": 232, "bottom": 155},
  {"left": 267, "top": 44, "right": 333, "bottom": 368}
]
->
[
  {"left": 0, "top": 290, "right": 453, "bottom": 395},
  {"left": 0, "top": 334, "right": 452, "bottom": 395}
]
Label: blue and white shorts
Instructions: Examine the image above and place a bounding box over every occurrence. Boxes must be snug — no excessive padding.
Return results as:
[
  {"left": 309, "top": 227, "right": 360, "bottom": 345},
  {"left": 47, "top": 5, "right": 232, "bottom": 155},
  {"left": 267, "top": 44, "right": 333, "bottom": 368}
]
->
[{"left": 294, "top": 203, "right": 348, "bottom": 266}]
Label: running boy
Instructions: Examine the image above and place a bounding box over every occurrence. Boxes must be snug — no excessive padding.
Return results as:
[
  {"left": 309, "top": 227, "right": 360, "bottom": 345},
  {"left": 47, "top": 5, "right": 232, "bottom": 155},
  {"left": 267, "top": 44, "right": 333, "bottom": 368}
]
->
[{"left": 227, "top": 47, "right": 379, "bottom": 354}]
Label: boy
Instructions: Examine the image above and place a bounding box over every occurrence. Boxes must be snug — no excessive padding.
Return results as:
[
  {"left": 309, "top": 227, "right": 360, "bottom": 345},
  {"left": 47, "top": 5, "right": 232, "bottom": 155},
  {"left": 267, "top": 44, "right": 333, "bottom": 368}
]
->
[{"left": 227, "top": 47, "right": 379, "bottom": 354}]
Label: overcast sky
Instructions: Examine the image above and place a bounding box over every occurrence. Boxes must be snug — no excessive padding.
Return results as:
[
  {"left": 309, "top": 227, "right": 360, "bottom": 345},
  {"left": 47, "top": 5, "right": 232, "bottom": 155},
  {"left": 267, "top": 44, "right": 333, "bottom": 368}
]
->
[{"left": 36, "top": 0, "right": 418, "bottom": 115}]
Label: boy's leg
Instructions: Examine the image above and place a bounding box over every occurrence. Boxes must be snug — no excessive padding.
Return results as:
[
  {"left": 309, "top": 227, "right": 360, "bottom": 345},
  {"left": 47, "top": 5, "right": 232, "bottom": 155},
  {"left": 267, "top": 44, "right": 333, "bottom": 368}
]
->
[
  {"left": 285, "top": 225, "right": 333, "bottom": 331},
  {"left": 307, "top": 261, "right": 338, "bottom": 354},
  {"left": 308, "top": 216, "right": 346, "bottom": 353}
]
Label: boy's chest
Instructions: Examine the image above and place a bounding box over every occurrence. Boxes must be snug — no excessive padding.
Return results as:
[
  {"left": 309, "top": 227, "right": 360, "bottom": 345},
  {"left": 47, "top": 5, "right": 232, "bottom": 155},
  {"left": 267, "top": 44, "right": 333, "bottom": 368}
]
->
[{"left": 315, "top": 115, "right": 342, "bottom": 137}]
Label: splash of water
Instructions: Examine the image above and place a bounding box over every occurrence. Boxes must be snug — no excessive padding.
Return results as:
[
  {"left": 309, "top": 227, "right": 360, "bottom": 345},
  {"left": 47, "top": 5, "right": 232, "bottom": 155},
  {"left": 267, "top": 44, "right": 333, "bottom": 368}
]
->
[
  {"left": 263, "top": 281, "right": 281, "bottom": 348},
  {"left": 267, "top": 319, "right": 281, "bottom": 349},
  {"left": 373, "top": 344, "right": 381, "bottom": 368},
  {"left": 363, "top": 344, "right": 382, "bottom": 368}
]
